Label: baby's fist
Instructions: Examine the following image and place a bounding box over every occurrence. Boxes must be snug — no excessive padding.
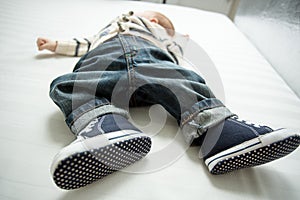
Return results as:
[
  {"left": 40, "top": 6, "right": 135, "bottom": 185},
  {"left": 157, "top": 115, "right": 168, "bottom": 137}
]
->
[{"left": 36, "top": 37, "right": 57, "bottom": 52}]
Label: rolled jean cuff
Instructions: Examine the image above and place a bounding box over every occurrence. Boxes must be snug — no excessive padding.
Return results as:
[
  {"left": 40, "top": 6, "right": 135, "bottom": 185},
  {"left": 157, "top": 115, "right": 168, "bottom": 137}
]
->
[
  {"left": 66, "top": 99, "right": 129, "bottom": 135},
  {"left": 180, "top": 99, "right": 235, "bottom": 144}
]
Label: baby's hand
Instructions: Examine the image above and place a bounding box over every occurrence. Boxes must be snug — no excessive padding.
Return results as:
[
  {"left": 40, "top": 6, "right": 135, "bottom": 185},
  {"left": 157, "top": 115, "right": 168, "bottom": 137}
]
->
[{"left": 36, "top": 37, "right": 57, "bottom": 52}]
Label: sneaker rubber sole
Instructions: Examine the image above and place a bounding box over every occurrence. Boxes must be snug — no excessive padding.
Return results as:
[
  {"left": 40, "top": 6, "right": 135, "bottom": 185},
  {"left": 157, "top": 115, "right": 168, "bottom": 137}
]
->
[
  {"left": 52, "top": 133, "right": 151, "bottom": 190},
  {"left": 205, "top": 129, "right": 300, "bottom": 175}
]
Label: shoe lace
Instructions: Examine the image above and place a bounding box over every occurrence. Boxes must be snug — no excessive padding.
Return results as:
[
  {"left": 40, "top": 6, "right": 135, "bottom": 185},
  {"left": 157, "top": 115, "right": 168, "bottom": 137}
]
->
[
  {"left": 80, "top": 118, "right": 98, "bottom": 134},
  {"left": 233, "top": 116, "right": 263, "bottom": 128}
]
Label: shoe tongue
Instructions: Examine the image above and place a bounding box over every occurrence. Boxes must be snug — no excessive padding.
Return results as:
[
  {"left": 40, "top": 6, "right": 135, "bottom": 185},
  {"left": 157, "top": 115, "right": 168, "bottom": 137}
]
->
[{"left": 230, "top": 117, "right": 273, "bottom": 134}]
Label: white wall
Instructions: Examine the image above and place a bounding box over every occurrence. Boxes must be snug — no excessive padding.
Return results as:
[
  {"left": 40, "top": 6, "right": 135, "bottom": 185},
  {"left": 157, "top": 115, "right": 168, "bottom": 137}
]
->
[
  {"left": 234, "top": 0, "right": 300, "bottom": 97},
  {"left": 167, "top": 0, "right": 234, "bottom": 15},
  {"left": 142, "top": 0, "right": 238, "bottom": 18}
]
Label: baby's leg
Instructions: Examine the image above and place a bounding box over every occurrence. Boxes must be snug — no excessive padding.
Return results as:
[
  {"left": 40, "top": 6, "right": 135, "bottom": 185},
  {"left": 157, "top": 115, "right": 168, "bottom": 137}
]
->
[
  {"left": 132, "top": 61, "right": 300, "bottom": 174},
  {"left": 48, "top": 43, "right": 152, "bottom": 189}
]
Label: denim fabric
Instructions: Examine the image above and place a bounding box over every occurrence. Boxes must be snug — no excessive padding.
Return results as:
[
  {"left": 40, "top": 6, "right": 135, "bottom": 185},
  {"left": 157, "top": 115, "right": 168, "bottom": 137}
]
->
[{"left": 49, "top": 34, "right": 234, "bottom": 139}]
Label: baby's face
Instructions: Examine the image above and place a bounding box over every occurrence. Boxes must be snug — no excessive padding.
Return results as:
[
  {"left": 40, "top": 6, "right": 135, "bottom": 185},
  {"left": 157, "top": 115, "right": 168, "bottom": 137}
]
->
[{"left": 134, "top": 11, "right": 175, "bottom": 36}]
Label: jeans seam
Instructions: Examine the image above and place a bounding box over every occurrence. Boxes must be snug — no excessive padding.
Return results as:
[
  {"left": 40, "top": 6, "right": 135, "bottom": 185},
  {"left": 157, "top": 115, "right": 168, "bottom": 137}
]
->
[
  {"left": 118, "top": 34, "right": 134, "bottom": 92},
  {"left": 119, "top": 34, "right": 138, "bottom": 95},
  {"left": 130, "top": 36, "right": 138, "bottom": 90}
]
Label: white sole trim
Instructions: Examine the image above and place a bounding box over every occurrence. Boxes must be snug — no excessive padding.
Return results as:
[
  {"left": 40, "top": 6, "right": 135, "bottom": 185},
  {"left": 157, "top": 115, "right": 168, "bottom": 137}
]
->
[
  {"left": 50, "top": 130, "right": 148, "bottom": 175},
  {"left": 205, "top": 128, "right": 299, "bottom": 171},
  {"left": 51, "top": 134, "right": 151, "bottom": 190}
]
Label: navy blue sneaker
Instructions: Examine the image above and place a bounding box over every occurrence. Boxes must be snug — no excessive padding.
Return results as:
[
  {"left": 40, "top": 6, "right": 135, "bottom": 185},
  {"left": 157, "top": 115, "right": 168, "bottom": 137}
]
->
[
  {"left": 51, "top": 114, "right": 151, "bottom": 190},
  {"left": 199, "top": 117, "right": 300, "bottom": 174}
]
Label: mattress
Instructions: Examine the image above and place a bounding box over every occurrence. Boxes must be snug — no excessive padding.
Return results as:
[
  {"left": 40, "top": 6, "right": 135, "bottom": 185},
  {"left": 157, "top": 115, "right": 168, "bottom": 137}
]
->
[{"left": 0, "top": 0, "right": 300, "bottom": 199}]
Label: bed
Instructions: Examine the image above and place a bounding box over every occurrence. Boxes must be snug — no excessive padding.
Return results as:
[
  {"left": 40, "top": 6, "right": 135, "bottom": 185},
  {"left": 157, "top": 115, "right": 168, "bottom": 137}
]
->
[{"left": 1, "top": 0, "right": 300, "bottom": 199}]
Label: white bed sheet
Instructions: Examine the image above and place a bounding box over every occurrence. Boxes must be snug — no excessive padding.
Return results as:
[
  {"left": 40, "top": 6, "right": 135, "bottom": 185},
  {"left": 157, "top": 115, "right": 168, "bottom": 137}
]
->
[{"left": 1, "top": 0, "right": 300, "bottom": 199}]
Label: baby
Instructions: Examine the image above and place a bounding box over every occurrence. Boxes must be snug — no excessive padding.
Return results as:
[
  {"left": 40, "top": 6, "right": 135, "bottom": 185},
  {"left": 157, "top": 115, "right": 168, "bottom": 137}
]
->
[{"left": 37, "top": 10, "right": 300, "bottom": 190}]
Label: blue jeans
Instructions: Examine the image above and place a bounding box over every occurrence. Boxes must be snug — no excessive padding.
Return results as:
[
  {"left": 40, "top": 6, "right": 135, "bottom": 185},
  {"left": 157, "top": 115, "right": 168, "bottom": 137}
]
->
[{"left": 50, "top": 34, "right": 233, "bottom": 144}]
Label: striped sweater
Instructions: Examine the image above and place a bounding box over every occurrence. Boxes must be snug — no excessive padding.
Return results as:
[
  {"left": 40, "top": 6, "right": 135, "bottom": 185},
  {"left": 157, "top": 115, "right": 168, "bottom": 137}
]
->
[{"left": 55, "top": 11, "right": 184, "bottom": 64}]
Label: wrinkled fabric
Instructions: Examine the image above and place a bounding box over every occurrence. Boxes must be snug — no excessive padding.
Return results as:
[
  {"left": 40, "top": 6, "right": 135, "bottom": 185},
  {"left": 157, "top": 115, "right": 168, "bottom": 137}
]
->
[{"left": 50, "top": 34, "right": 234, "bottom": 140}]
